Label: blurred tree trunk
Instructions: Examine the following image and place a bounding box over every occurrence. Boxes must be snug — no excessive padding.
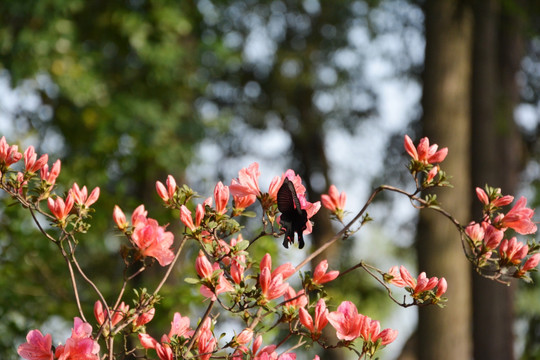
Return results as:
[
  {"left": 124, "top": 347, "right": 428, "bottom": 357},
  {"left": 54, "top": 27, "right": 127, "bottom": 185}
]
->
[
  {"left": 470, "top": 1, "right": 525, "bottom": 359},
  {"left": 416, "top": 1, "right": 473, "bottom": 359}
]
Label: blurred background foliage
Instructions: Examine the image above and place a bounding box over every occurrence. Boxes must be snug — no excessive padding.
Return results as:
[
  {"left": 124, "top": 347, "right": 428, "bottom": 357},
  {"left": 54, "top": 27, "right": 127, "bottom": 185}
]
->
[{"left": 1, "top": 0, "right": 540, "bottom": 359}]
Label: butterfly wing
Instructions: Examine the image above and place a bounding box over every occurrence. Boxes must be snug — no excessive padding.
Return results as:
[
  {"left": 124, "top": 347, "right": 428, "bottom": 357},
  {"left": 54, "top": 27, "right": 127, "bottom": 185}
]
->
[
  {"left": 277, "top": 178, "right": 295, "bottom": 213},
  {"left": 277, "top": 178, "right": 308, "bottom": 249}
]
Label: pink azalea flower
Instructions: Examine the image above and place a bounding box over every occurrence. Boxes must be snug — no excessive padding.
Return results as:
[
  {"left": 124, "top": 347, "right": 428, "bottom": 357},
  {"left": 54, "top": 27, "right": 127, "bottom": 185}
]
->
[
  {"left": 426, "top": 166, "right": 439, "bottom": 183},
  {"left": 312, "top": 259, "right": 339, "bottom": 285},
  {"left": 404, "top": 135, "right": 448, "bottom": 165},
  {"left": 134, "top": 307, "right": 155, "bottom": 327},
  {"left": 17, "top": 329, "right": 54, "bottom": 360},
  {"left": 363, "top": 318, "right": 398, "bottom": 346},
  {"left": 196, "top": 204, "right": 205, "bottom": 227},
  {"left": 387, "top": 266, "right": 438, "bottom": 297},
  {"left": 138, "top": 334, "right": 173, "bottom": 360},
  {"left": 55, "top": 317, "right": 100, "bottom": 360},
  {"left": 299, "top": 298, "right": 328, "bottom": 338},
  {"left": 40, "top": 159, "right": 61, "bottom": 185},
  {"left": 113, "top": 205, "right": 128, "bottom": 230},
  {"left": 197, "top": 252, "right": 234, "bottom": 300},
  {"left": 131, "top": 210, "right": 175, "bottom": 266},
  {"left": 168, "top": 312, "right": 192, "bottom": 339},
  {"left": 235, "top": 328, "right": 254, "bottom": 346},
  {"left": 259, "top": 267, "right": 289, "bottom": 302},
  {"left": 278, "top": 354, "right": 296, "bottom": 360},
  {"left": 196, "top": 251, "right": 214, "bottom": 280},
  {"left": 475, "top": 187, "right": 514, "bottom": 207},
  {"left": 156, "top": 175, "right": 177, "bottom": 202},
  {"left": 283, "top": 286, "right": 308, "bottom": 310},
  {"left": 321, "top": 185, "right": 346, "bottom": 212},
  {"left": 131, "top": 204, "right": 148, "bottom": 227},
  {"left": 483, "top": 224, "right": 504, "bottom": 250},
  {"left": 232, "top": 191, "right": 257, "bottom": 210},
  {"left": 47, "top": 194, "right": 74, "bottom": 222},
  {"left": 0, "top": 136, "right": 22, "bottom": 168},
  {"left": 500, "top": 237, "right": 529, "bottom": 265},
  {"left": 229, "top": 162, "right": 262, "bottom": 197},
  {"left": 214, "top": 181, "right": 229, "bottom": 215},
  {"left": 70, "top": 183, "right": 100, "bottom": 208},
  {"left": 24, "top": 146, "right": 48, "bottom": 174},
  {"left": 139, "top": 312, "right": 192, "bottom": 360},
  {"left": 268, "top": 175, "right": 284, "bottom": 201},
  {"left": 500, "top": 196, "right": 537, "bottom": 235},
  {"left": 326, "top": 301, "right": 364, "bottom": 341},
  {"left": 197, "top": 326, "right": 217, "bottom": 360},
  {"left": 180, "top": 205, "right": 196, "bottom": 231},
  {"left": 436, "top": 278, "right": 448, "bottom": 298},
  {"left": 465, "top": 222, "right": 485, "bottom": 244}
]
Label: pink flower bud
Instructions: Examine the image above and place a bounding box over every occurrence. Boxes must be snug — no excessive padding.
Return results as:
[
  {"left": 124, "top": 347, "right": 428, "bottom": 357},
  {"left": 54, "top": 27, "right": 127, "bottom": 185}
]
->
[
  {"left": 179, "top": 205, "right": 196, "bottom": 231},
  {"left": 113, "top": 205, "right": 128, "bottom": 230},
  {"left": 195, "top": 251, "right": 213, "bottom": 280},
  {"left": 135, "top": 307, "right": 155, "bottom": 327},
  {"left": 236, "top": 328, "right": 253, "bottom": 346},
  {"left": 436, "top": 277, "right": 447, "bottom": 298},
  {"left": 214, "top": 181, "right": 229, "bottom": 215}
]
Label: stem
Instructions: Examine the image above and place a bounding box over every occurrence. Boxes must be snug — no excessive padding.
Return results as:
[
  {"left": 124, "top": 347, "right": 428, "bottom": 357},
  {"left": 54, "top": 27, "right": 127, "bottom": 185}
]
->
[
  {"left": 185, "top": 300, "right": 215, "bottom": 354},
  {"left": 56, "top": 241, "right": 87, "bottom": 321},
  {"left": 153, "top": 235, "right": 188, "bottom": 296}
]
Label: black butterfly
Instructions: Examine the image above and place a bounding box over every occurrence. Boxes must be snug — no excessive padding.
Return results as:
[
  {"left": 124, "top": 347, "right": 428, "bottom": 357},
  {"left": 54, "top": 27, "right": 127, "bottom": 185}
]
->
[{"left": 277, "top": 178, "right": 308, "bottom": 249}]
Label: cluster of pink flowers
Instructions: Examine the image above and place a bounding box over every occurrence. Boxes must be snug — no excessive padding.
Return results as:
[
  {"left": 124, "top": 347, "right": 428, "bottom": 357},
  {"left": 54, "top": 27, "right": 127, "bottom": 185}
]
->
[
  {"left": 404, "top": 135, "right": 448, "bottom": 184},
  {"left": 13, "top": 134, "right": 539, "bottom": 360},
  {"left": 18, "top": 318, "right": 100, "bottom": 360},
  {"left": 465, "top": 187, "right": 539, "bottom": 279},
  {"left": 387, "top": 265, "right": 447, "bottom": 304},
  {"left": 113, "top": 205, "right": 176, "bottom": 266},
  {"left": 326, "top": 301, "right": 398, "bottom": 355}
]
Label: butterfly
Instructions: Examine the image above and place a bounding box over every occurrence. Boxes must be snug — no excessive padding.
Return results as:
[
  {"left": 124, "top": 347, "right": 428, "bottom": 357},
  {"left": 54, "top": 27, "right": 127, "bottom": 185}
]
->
[{"left": 277, "top": 178, "right": 308, "bottom": 249}]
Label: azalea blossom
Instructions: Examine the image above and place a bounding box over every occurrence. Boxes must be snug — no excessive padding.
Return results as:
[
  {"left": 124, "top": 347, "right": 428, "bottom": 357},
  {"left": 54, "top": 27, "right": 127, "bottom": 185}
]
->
[
  {"left": 134, "top": 307, "right": 155, "bottom": 327},
  {"left": 17, "top": 329, "right": 54, "bottom": 360},
  {"left": 359, "top": 317, "right": 398, "bottom": 347},
  {"left": 321, "top": 184, "right": 346, "bottom": 215},
  {"left": 259, "top": 267, "right": 289, "bottom": 302},
  {"left": 267, "top": 175, "right": 284, "bottom": 201},
  {"left": 54, "top": 317, "right": 100, "bottom": 360},
  {"left": 24, "top": 146, "right": 48, "bottom": 174},
  {"left": 0, "top": 136, "right": 22, "bottom": 169},
  {"left": 229, "top": 162, "right": 262, "bottom": 197},
  {"left": 94, "top": 300, "right": 129, "bottom": 327},
  {"left": 139, "top": 312, "right": 192, "bottom": 360},
  {"left": 326, "top": 300, "right": 364, "bottom": 341},
  {"left": 475, "top": 187, "right": 513, "bottom": 208},
  {"left": 47, "top": 194, "right": 74, "bottom": 222},
  {"left": 196, "top": 251, "right": 234, "bottom": 300},
  {"left": 113, "top": 205, "right": 128, "bottom": 230},
  {"left": 499, "top": 196, "right": 537, "bottom": 235},
  {"left": 71, "top": 183, "right": 100, "bottom": 208},
  {"left": 131, "top": 206, "right": 175, "bottom": 266},
  {"left": 299, "top": 298, "right": 329, "bottom": 338},
  {"left": 214, "top": 181, "right": 229, "bottom": 215},
  {"left": 180, "top": 205, "right": 196, "bottom": 231},
  {"left": 235, "top": 328, "right": 254, "bottom": 346},
  {"left": 197, "top": 320, "right": 217, "bottom": 360},
  {"left": 499, "top": 237, "right": 529, "bottom": 265},
  {"left": 156, "top": 175, "right": 177, "bottom": 202},
  {"left": 404, "top": 135, "right": 448, "bottom": 165},
  {"left": 283, "top": 286, "right": 308, "bottom": 310},
  {"left": 387, "top": 266, "right": 441, "bottom": 298},
  {"left": 312, "top": 259, "right": 339, "bottom": 285},
  {"left": 40, "top": 159, "right": 61, "bottom": 186}
]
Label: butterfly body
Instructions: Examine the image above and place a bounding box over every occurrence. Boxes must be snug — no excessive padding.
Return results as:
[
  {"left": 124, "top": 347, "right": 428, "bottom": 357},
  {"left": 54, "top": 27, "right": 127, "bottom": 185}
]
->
[{"left": 277, "top": 178, "right": 308, "bottom": 249}]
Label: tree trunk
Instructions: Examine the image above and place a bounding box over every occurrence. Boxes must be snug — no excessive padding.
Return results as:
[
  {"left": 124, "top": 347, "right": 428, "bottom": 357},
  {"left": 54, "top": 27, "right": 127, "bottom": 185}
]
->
[
  {"left": 417, "top": 1, "right": 473, "bottom": 359},
  {"left": 470, "top": 1, "right": 524, "bottom": 359}
]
